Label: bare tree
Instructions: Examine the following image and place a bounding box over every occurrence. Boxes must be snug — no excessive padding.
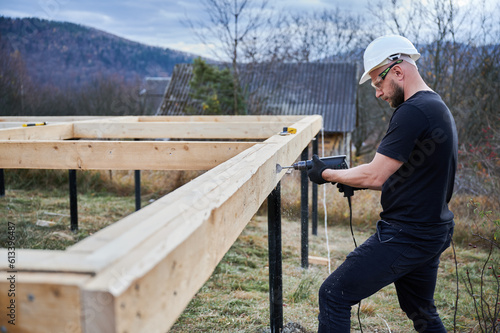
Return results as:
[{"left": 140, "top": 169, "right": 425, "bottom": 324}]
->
[
  {"left": 258, "top": 8, "right": 363, "bottom": 63},
  {"left": 184, "top": 0, "right": 270, "bottom": 113},
  {"left": 309, "top": 8, "right": 363, "bottom": 61},
  {"left": 365, "top": 0, "right": 500, "bottom": 197},
  {"left": 355, "top": 0, "right": 463, "bottom": 158}
]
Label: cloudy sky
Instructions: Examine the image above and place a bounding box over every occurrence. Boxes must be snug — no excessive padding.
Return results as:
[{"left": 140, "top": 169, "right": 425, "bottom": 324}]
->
[
  {"left": 0, "top": 0, "right": 379, "bottom": 58},
  {"left": 1, "top": 0, "right": 498, "bottom": 59}
]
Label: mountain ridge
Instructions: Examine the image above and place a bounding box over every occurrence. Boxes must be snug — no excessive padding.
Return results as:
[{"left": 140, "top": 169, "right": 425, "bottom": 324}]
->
[{"left": 0, "top": 16, "right": 200, "bottom": 88}]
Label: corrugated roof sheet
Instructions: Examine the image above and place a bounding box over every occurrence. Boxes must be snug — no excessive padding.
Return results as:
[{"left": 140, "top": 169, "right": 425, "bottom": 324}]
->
[{"left": 157, "top": 62, "right": 357, "bottom": 133}]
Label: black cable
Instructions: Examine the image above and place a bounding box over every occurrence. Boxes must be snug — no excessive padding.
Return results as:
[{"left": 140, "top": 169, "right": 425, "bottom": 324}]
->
[
  {"left": 348, "top": 196, "right": 358, "bottom": 248},
  {"left": 347, "top": 196, "right": 363, "bottom": 333},
  {"left": 451, "top": 237, "right": 459, "bottom": 332}
]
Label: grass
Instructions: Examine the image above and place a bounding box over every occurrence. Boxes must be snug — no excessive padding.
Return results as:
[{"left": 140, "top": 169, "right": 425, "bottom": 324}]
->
[
  {"left": 0, "top": 188, "right": 137, "bottom": 250},
  {"left": 0, "top": 169, "right": 201, "bottom": 250},
  {"left": 169, "top": 214, "right": 499, "bottom": 332},
  {"left": 1, "top": 169, "right": 499, "bottom": 332}
]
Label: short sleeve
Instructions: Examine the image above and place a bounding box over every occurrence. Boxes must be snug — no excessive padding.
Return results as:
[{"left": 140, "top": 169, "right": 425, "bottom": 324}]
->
[{"left": 377, "top": 105, "right": 429, "bottom": 162}]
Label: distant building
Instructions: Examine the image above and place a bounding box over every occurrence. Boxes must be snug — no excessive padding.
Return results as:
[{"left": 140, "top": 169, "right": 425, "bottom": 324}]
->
[{"left": 156, "top": 62, "right": 358, "bottom": 159}]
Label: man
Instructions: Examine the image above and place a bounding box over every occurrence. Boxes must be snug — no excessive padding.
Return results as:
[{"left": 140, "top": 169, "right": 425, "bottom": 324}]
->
[{"left": 307, "top": 35, "right": 458, "bottom": 332}]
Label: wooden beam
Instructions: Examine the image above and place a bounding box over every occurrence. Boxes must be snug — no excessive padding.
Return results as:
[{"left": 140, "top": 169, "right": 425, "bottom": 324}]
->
[
  {"left": 0, "top": 115, "right": 323, "bottom": 332},
  {"left": 0, "top": 249, "right": 103, "bottom": 274},
  {"left": 0, "top": 123, "right": 74, "bottom": 140},
  {"left": 0, "top": 272, "right": 91, "bottom": 333},
  {"left": 0, "top": 115, "right": 302, "bottom": 125},
  {"left": 80, "top": 115, "right": 322, "bottom": 332},
  {"left": 137, "top": 115, "right": 303, "bottom": 123},
  {"left": 0, "top": 116, "right": 137, "bottom": 141},
  {"left": 73, "top": 121, "right": 286, "bottom": 139},
  {"left": 0, "top": 114, "right": 319, "bottom": 275},
  {"left": 0, "top": 123, "right": 32, "bottom": 129},
  {"left": 0, "top": 140, "right": 256, "bottom": 170},
  {"left": 0, "top": 116, "right": 303, "bottom": 140},
  {"left": 308, "top": 256, "right": 330, "bottom": 266},
  {"left": 0, "top": 116, "right": 115, "bottom": 123}
]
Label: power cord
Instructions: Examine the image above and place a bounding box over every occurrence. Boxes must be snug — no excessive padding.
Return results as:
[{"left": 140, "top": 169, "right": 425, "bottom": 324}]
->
[
  {"left": 348, "top": 196, "right": 358, "bottom": 248},
  {"left": 451, "top": 237, "right": 459, "bottom": 332}
]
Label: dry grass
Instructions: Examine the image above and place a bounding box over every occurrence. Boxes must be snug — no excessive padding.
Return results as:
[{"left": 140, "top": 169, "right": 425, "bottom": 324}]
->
[
  {"left": 170, "top": 176, "right": 500, "bottom": 332},
  {"left": 0, "top": 169, "right": 203, "bottom": 250},
  {"left": 280, "top": 171, "right": 383, "bottom": 227},
  {"left": 1, "top": 169, "right": 499, "bottom": 332},
  {"left": 171, "top": 212, "right": 499, "bottom": 332}
]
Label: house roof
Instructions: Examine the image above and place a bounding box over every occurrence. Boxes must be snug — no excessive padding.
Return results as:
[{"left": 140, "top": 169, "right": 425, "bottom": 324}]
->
[{"left": 157, "top": 62, "right": 358, "bottom": 133}]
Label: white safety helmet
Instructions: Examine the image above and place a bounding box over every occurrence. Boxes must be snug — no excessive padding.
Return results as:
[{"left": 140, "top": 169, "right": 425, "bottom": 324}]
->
[{"left": 359, "top": 35, "right": 421, "bottom": 85}]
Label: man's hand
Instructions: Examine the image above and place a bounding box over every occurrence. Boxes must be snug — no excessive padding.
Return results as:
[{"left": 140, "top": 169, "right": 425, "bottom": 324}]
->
[{"left": 307, "top": 155, "right": 328, "bottom": 184}]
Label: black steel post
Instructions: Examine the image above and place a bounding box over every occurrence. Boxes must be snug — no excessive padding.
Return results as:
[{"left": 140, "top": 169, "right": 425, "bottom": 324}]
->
[
  {"left": 134, "top": 138, "right": 141, "bottom": 211},
  {"left": 69, "top": 169, "right": 78, "bottom": 231},
  {"left": 312, "top": 136, "right": 318, "bottom": 235},
  {"left": 301, "top": 146, "right": 309, "bottom": 269},
  {"left": 135, "top": 170, "right": 141, "bottom": 211},
  {"left": 267, "top": 182, "right": 283, "bottom": 333},
  {"left": 0, "top": 169, "right": 5, "bottom": 197}
]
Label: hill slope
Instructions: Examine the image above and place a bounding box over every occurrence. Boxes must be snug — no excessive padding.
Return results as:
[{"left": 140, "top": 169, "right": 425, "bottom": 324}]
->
[{"left": 0, "top": 17, "right": 198, "bottom": 87}]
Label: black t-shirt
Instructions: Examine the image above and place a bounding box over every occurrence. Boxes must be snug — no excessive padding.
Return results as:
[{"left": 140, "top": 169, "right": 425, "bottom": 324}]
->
[{"left": 377, "top": 91, "right": 458, "bottom": 224}]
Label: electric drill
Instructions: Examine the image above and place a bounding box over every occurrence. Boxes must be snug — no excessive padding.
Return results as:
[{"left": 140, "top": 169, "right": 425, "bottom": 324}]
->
[
  {"left": 280, "top": 155, "right": 348, "bottom": 171},
  {"left": 278, "top": 155, "right": 362, "bottom": 197}
]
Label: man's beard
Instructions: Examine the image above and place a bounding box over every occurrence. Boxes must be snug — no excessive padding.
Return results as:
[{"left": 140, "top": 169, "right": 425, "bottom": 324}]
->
[{"left": 389, "top": 80, "right": 405, "bottom": 108}]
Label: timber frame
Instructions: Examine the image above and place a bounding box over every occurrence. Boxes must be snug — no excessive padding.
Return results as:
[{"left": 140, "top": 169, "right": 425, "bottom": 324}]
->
[{"left": 0, "top": 115, "right": 322, "bottom": 333}]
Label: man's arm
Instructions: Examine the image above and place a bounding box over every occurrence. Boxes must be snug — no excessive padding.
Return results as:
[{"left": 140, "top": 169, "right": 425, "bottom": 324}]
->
[{"left": 321, "top": 153, "right": 403, "bottom": 191}]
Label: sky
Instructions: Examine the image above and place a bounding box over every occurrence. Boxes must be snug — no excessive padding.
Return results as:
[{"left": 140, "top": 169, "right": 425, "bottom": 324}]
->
[
  {"left": 1, "top": 0, "right": 498, "bottom": 60},
  {"left": 0, "top": 0, "right": 373, "bottom": 58}
]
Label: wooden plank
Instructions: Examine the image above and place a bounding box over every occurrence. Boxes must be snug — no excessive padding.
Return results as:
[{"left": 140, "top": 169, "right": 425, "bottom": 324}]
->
[
  {"left": 73, "top": 121, "right": 286, "bottom": 139},
  {"left": 137, "top": 115, "right": 303, "bottom": 123},
  {"left": 67, "top": 144, "right": 264, "bottom": 257},
  {"left": 70, "top": 144, "right": 267, "bottom": 272},
  {"left": 0, "top": 249, "right": 103, "bottom": 274},
  {"left": 308, "top": 256, "right": 330, "bottom": 266},
  {"left": 0, "top": 123, "right": 30, "bottom": 129},
  {"left": 0, "top": 123, "right": 74, "bottom": 140},
  {"left": 0, "top": 116, "right": 139, "bottom": 141},
  {"left": 70, "top": 116, "right": 320, "bottom": 269},
  {"left": 80, "top": 115, "right": 322, "bottom": 332},
  {"left": 0, "top": 116, "right": 114, "bottom": 123},
  {"left": 0, "top": 272, "right": 91, "bottom": 333},
  {"left": 0, "top": 140, "right": 256, "bottom": 170},
  {"left": 81, "top": 289, "right": 116, "bottom": 333}
]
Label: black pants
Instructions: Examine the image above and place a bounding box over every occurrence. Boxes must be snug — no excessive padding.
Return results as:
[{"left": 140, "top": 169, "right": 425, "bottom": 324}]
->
[{"left": 318, "top": 220, "right": 454, "bottom": 332}]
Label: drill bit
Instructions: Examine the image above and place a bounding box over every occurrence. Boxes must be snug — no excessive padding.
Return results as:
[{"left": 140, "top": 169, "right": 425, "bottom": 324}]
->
[{"left": 276, "top": 164, "right": 294, "bottom": 173}]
